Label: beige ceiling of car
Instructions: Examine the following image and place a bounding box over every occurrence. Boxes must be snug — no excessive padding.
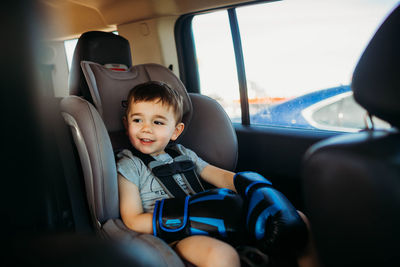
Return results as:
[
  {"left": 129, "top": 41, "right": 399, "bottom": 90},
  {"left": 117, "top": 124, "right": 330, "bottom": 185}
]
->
[{"left": 40, "top": 0, "right": 255, "bottom": 40}]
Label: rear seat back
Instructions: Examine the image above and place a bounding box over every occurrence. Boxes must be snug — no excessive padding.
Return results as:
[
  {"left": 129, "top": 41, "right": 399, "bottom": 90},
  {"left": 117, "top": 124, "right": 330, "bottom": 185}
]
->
[{"left": 69, "top": 31, "right": 132, "bottom": 104}]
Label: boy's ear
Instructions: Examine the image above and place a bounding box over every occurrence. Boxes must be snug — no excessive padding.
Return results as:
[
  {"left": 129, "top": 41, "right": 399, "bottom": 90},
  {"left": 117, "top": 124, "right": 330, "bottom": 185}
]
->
[{"left": 171, "top": 122, "right": 185, "bottom": 141}]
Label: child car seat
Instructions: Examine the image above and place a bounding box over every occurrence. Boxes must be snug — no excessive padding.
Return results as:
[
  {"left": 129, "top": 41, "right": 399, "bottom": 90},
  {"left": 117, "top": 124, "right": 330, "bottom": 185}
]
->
[
  {"left": 62, "top": 31, "right": 185, "bottom": 266},
  {"left": 61, "top": 31, "right": 240, "bottom": 266}
]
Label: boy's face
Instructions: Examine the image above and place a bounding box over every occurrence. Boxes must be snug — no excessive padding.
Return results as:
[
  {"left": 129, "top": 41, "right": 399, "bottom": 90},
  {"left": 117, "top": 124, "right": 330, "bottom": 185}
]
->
[{"left": 124, "top": 99, "right": 184, "bottom": 156}]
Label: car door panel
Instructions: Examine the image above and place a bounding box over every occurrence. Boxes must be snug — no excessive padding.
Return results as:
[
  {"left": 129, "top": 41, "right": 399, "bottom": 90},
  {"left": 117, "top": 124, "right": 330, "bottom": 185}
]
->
[{"left": 234, "top": 124, "right": 340, "bottom": 210}]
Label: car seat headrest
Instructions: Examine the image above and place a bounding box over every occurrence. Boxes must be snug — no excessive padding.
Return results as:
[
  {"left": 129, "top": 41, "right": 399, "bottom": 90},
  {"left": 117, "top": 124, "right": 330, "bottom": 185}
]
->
[
  {"left": 68, "top": 31, "right": 132, "bottom": 103},
  {"left": 352, "top": 5, "right": 400, "bottom": 127},
  {"left": 80, "top": 61, "right": 193, "bottom": 146}
]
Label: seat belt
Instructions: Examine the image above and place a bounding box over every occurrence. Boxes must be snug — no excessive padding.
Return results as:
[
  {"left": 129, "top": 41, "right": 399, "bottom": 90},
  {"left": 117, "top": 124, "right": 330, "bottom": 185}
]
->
[{"left": 129, "top": 145, "right": 205, "bottom": 199}]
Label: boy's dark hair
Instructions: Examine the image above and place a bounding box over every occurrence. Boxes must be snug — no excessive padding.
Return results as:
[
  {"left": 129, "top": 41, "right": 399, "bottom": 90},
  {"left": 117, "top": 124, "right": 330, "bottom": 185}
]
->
[{"left": 124, "top": 81, "right": 184, "bottom": 123}]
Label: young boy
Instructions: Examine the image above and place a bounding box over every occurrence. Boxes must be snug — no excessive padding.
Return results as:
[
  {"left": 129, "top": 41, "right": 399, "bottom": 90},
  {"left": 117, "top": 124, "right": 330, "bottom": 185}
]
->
[{"left": 117, "top": 81, "right": 318, "bottom": 267}]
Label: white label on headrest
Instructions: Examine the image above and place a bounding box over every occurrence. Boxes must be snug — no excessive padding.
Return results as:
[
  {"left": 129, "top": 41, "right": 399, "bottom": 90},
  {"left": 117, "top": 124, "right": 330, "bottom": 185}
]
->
[{"left": 104, "top": 63, "right": 128, "bottom": 71}]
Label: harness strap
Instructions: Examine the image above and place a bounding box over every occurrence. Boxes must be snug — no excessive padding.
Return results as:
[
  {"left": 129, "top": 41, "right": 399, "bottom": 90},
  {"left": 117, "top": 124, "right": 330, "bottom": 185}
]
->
[
  {"left": 164, "top": 147, "right": 180, "bottom": 158},
  {"left": 165, "top": 147, "right": 205, "bottom": 194},
  {"left": 181, "top": 169, "right": 205, "bottom": 193},
  {"left": 129, "top": 147, "right": 187, "bottom": 199},
  {"left": 129, "top": 145, "right": 205, "bottom": 198}
]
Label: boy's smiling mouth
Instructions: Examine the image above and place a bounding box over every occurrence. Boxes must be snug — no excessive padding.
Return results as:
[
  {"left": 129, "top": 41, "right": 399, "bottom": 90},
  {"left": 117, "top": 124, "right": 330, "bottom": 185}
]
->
[{"left": 139, "top": 138, "right": 155, "bottom": 145}]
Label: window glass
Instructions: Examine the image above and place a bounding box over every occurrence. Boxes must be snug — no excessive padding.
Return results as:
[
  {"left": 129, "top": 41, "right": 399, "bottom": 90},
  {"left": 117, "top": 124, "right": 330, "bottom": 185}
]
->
[
  {"left": 302, "top": 92, "right": 391, "bottom": 132},
  {"left": 191, "top": 0, "right": 398, "bottom": 131},
  {"left": 64, "top": 38, "right": 78, "bottom": 70},
  {"left": 236, "top": 0, "right": 396, "bottom": 130},
  {"left": 192, "top": 11, "right": 241, "bottom": 122}
]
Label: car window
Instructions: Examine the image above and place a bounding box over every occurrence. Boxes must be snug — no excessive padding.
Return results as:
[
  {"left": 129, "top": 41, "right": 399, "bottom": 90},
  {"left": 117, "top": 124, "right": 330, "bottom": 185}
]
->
[
  {"left": 192, "top": 11, "right": 241, "bottom": 122},
  {"left": 191, "top": 0, "right": 398, "bottom": 131},
  {"left": 64, "top": 38, "right": 78, "bottom": 71}
]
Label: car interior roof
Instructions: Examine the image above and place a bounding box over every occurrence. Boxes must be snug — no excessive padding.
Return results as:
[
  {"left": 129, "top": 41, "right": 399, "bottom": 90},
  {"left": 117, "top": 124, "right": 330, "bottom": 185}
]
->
[{"left": 40, "top": 0, "right": 258, "bottom": 40}]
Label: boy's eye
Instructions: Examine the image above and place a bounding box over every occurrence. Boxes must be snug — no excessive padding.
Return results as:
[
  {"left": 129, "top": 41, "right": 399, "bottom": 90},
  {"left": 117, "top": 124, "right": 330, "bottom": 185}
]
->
[
  {"left": 154, "top": 121, "right": 164, "bottom": 125},
  {"left": 132, "top": 118, "right": 142, "bottom": 123}
]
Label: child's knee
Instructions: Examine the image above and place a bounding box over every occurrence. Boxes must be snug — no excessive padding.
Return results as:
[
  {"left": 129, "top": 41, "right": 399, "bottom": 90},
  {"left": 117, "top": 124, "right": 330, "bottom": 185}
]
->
[
  {"left": 175, "top": 236, "right": 240, "bottom": 267},
  {"left": 205, "top": 242, "right": 240, "bottom": 267}
]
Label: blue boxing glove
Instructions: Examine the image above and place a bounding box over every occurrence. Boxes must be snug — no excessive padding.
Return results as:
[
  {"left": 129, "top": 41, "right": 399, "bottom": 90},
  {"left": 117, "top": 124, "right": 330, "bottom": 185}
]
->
[
  {"left": 153, "top": 188, "right": 244, "bottom": 244},
  {"left": 234, "top": 171, "right": 308, "bottom": 254}
]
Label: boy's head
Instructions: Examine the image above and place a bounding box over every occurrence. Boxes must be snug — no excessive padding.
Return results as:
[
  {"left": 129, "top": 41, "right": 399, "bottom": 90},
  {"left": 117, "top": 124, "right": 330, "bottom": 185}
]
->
[
  {"left": 123, "top": 81, "right": 185, "bottom": 156},
  {"left": 125, "top": 81, "right": 184, "bottom": 124}
]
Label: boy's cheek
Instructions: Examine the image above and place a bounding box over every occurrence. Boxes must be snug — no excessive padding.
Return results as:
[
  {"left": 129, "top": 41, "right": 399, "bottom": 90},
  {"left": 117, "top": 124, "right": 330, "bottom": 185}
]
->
[
  {"left": 126, "top": 127, "right": 134, "bottom": 138},
  {"left": 128, "top": 133, "right": 137, "bottom": 146}
]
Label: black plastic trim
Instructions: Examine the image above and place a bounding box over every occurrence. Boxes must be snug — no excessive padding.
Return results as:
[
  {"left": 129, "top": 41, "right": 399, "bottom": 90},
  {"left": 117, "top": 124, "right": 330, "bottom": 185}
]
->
[
  {"left": 228, "top": 8, "right": 250, "bottom": 125},
  {"left": 234, "top": 123, "right": 343, "bottom": 175},
  {"left": 175, "top": 14, "right": 200, "bottom": 93}
]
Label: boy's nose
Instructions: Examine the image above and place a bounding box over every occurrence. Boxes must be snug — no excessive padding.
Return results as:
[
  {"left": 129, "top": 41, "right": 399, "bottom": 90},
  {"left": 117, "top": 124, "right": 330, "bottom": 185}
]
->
[{"left": 141, "top": 122, "right": 152, "bottom": 133}]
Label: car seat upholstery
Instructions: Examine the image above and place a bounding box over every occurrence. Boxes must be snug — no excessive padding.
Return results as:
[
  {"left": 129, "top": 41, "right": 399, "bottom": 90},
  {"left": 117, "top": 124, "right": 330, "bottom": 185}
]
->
[
  {"left": 302, "top": 5, "right": 400, "bottom": 267},
  {"left": 61, "top": 31, "right": 238, "bottom": 266},
  {"left": 180, "top": 93, "right": 238, "bottom": 171}
]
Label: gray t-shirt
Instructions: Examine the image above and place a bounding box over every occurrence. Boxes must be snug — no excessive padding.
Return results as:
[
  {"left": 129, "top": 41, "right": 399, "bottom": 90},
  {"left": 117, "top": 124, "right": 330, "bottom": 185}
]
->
[{"left": 117, "top": 144, "right": 209, "bottom": 213}]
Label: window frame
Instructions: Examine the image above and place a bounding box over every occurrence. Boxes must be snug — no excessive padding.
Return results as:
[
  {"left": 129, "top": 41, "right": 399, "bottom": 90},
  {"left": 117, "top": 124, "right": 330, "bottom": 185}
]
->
[
  {"left": 174, "top": 0, "right": 384, "bottom": 132},
  {"left": 175, "top": 1, "right": 286, "bottom": 126}
]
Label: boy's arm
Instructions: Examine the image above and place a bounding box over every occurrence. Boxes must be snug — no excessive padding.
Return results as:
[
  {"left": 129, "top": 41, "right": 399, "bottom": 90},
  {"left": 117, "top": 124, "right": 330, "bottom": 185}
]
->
[
  {"left": 199, "top": 164, "right": 236, "bottom": 191},
  {"left": 118, "top": 173, "right": 153, "bottom": 234}
]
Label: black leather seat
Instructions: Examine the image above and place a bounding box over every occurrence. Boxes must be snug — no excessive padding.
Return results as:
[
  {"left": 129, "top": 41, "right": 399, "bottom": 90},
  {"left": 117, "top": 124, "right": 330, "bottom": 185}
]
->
[{"left": 302, "top": 5, "right": 400, "bottom": 267}]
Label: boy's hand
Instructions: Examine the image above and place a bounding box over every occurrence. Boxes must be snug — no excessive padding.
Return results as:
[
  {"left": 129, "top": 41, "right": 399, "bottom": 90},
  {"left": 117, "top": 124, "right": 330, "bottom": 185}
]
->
[{"left": 234, "top": 171, "right": 308, "bottom": 255}]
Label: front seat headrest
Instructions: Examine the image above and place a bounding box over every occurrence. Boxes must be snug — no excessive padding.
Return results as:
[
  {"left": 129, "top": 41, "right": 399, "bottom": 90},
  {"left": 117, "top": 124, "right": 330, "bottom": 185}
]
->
[
  {"left": 68, "top": 31, "right": 132, "bottom": 103},
  {"left": 352, "top": 4, "right": 400, "bottom": 127}
]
